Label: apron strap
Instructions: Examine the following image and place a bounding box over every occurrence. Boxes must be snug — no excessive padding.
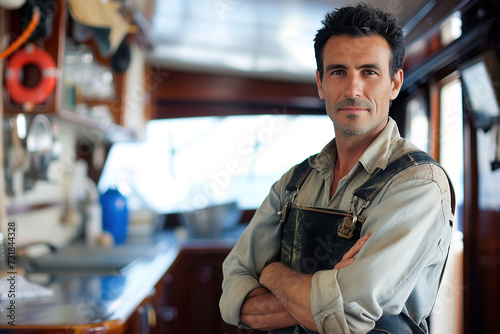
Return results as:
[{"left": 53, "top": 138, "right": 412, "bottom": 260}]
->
[
  {"left": 285, "top": 151, "right": 455, "bottom": 215},
  {"left": 279, "top": 151, "right": 450, "bottom": 334},
  {"left": 353, "top": 150, "right": 456, "bottom": 215},
  {"left": 285, "top": 156, "right": 314, "bottom": 192}
]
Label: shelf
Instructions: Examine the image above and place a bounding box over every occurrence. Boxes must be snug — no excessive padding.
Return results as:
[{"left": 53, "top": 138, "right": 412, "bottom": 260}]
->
[
  {"left": 56, "top": 109, "right": 138, "bottom": 142},
  {"left": 2, "top": 1, "right": 145, "bottom": 143},
  {"left": 6, "top": 200, "right": 66, "bottom": 216}
]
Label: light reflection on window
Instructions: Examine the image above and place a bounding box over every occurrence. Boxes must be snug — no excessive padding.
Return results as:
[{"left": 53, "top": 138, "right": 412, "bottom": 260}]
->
[
  {"left": 461, "top": 59, "right": 500, "bottom": 118},
  {"left": 406, "top": 95, "right": 429, "bottom": 152},
  {"left": 98, "top": 115, "right": 333, "bottom": 212},
  {"left": 460, "top": 51, "right": 500, "bottom": 209},
  {"left": 439, "top": 78, "right": 464, "bottom": 230},
  {"left": 440, "top": 11, "right": 462, "bottom": 47},
  {"left": 477, "top": 128, "right": 500, "bottom": 209}
]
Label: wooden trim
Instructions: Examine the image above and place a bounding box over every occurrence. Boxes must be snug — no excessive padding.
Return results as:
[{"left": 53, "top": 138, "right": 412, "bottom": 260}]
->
[
  {"left": 429, "top": 77, "right": 440, "bottom": 161},
  {"left": 429, "top": 71, "right": 461, "bottom": 161},
  {"left": 462, "top": 104, "right": 479, "bottom": 334},
  {"left": 111, "top": 71, "right": 127, "bottom": 125},
  {"left": 403, "top": 18, "right": 493, "bottom": 90},
  {"left": 154, "top": 98, "right": 324, "bottom": 119},
  {"left": 150, "top": 69, "right": 321, "bottom": 118},
  {"left": 143, "top": 66, "right": 154, "bottom": 123},
  {"left": 52, "top": 0, "right": 67, "bottom": 113},
  {"left": 404, "top": 0, "right": 467, "bottom": 47},
  {"left": 6, "top": 201, "right": 66, "bottom": 216},
  {"left": 150, "top": 70, "right": 318, "bottom": 101}
]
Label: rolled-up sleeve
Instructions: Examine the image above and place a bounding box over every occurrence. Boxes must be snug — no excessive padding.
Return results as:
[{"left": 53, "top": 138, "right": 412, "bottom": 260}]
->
[
  {"left": 219, "top": 170, "right": 293, "bottom": 326},
  {"left": 311, "top": 269, "right": 350, "bottom": 333},
  {"left": 310, "top": 164, "right": 454, "bottom": 333}
]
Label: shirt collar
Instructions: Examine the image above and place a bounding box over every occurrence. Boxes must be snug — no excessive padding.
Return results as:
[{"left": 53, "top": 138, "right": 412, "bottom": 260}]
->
[{"left": 309, "top": 117, "right": 401, "bottom": 176}]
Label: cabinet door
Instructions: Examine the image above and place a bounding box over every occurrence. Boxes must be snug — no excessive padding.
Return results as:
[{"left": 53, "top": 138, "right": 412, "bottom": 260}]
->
[
  {"left": 164, "top": 246, "right": 266, "bottom": 334},
  {"left": 149, "top": 280, "right": 167, "bottom": 334},
  {"left": 125, "top": 280, "right": 166, "bottom": 334}
]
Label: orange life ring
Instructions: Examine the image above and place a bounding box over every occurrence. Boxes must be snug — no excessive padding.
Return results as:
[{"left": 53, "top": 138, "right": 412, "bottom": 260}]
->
[{"left": 4, "top": 44, "right": 57, "bottom": 106}]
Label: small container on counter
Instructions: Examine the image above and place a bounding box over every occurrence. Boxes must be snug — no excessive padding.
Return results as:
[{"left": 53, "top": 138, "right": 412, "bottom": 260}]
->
[{"left": 100, "top": 187, "right": 129, "bottom": 245}]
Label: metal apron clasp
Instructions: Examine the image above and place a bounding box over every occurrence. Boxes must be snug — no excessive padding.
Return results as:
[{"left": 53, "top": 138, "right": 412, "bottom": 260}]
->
[
  {"left": 278, "top": 189, "right": 298, "bottom": 224},
  {"left": 338, "top": 197, "right": 370, "bottom": 239}
]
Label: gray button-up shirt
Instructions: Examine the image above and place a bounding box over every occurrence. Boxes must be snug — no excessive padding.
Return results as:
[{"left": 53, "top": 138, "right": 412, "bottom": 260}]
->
[{"left": 220, "top": 118, "right": 454, "bottom": 333}]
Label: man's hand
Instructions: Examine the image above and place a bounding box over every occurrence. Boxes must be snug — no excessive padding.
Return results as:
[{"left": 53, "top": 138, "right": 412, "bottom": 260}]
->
[
  {"left": 243, "top": 233, "right": 370, "bottom": 331},
  {"left": 258, "top": 234, "right": 371, "bottom": 331},
  {"left": 259, "top": 262, "right": 318, "bottom": 331},
  {"left": 240, "top": 287, "right": 299, "bottom": 330},
  {"left": 335, "top": 233, "right": 371, "bottom": 269}
]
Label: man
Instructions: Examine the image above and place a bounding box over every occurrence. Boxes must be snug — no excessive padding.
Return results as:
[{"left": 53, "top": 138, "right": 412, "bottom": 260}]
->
[{"left": 220, "top": 3, "right": 455, "bottom": 334}]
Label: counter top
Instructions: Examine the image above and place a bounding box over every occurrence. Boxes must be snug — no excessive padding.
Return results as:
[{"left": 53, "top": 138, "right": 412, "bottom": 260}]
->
[{"left": 0, "top": 227, "right": 244, "bottom": 329}]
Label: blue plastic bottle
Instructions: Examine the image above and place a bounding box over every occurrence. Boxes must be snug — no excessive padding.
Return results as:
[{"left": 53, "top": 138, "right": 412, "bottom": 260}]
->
[{"left": 100, "top": 188, "right": 128, "bottom": 244}]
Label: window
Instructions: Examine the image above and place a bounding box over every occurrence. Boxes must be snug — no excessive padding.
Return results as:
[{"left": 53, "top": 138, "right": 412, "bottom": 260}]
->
[
  {"left": 440, "top": 11, "right": 462, "bottom": 47},
  {"left": 460, "top": 51, "right": 500, "bottom": 209},
  {"left": 431, "top": 75, "right": 464, "bottom": 334},
  {"left": 98, "top": 115, "right": 333, "bottom": 212},
  {"left": 439, "top": 77, "right": 464, "bottom": 230},
  {"left": 405, "top": 93, "right": 429, "bottom": 152}
]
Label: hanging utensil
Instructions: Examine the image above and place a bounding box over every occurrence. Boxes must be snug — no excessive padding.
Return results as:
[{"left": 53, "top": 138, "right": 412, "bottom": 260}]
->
[{"left": 25, "top": 114, "right": 54, "bottom": 181}]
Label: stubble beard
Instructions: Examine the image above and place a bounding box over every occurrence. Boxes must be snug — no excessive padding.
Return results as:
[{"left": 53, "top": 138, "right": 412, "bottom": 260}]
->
[
  {"left": 335, "top": 114, "right": 366, "bottom": 136},
  {"left": 327, "top": 97, "right": 374, "bottom": 136}
]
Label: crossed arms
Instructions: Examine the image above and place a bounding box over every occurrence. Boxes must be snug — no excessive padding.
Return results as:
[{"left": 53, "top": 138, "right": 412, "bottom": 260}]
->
[
  {"left": 220, "top": 164, "right": 454, "bottom": 333},
  {"left": 240, "top": 234, "right": 371, "bottom": 331}
]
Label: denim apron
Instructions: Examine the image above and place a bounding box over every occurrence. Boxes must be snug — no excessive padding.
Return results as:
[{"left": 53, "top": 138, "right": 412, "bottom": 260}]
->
[{"left": 272, "top": 151, "right": 454, "bottom": 334}]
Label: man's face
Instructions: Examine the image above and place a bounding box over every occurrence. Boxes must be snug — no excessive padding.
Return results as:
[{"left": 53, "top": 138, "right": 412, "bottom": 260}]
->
[{"left": 316, "top": 34, "right": 403, "bottom": 138}]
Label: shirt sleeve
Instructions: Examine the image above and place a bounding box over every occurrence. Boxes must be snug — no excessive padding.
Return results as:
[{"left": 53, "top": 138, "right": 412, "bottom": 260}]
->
[
  {"left": 219, "top": 168, "right": 293, "bottom": 327},
  {"left": 310, "top": 164, "right": 454, "bottom": 333}
]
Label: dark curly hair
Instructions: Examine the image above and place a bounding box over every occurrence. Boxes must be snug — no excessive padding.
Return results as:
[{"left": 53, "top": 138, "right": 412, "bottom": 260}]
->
[{"left": 314, "top": 3, "right": 405, "bottom": 81}]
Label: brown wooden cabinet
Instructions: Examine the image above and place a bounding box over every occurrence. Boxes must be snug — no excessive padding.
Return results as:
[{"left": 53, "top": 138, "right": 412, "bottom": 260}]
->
[
  {"left": 125, "top": 278, "right": 167, "bottom": 334},
  {"left": 163, "top": 245, "right": 266, "bottom": 334}
]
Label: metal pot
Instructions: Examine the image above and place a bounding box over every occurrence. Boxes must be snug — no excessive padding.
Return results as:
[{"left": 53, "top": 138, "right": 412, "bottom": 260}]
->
[{"left": 179, "top": 202, "right": 242, "bottom": 238}]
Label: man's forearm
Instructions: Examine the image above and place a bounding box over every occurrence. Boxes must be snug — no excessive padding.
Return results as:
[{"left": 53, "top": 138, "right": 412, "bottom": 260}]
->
[
  {"left": 241, "top": 287, "right": 299, "bottom": 330},
  {"left": 256, "top": 234, "right": 369, "bottom": 331},
  {"left": 260, "top": 262, "right": 318, "bottom": 331}
]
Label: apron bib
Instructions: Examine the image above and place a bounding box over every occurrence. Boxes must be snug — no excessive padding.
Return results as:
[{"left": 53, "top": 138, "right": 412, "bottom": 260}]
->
[
  {"left": 271, "top": 151, "right": 453, "bottom": 334},
  {"left": 281, "top": 204, "right": 362, "bottom": 275}
]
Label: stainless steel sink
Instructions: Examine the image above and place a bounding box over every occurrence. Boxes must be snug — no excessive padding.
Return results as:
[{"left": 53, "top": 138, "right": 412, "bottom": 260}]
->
[{"left": 25, "top": 240, "right": 168, "bottom": 274}]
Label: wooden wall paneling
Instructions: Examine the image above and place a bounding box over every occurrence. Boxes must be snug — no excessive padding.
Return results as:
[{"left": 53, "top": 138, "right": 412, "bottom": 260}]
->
[
  {"left": 154, "top": 98, "right": 325, "bottom": 118},
  {"left": 477, "top": 212, "right": 500, "bottom": 334},
  {"left": 151, "top": 70, "right": 318, "bottom": 100},
  {"left": 149, "top": 70, "right": 323, "bottom": 118}
]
